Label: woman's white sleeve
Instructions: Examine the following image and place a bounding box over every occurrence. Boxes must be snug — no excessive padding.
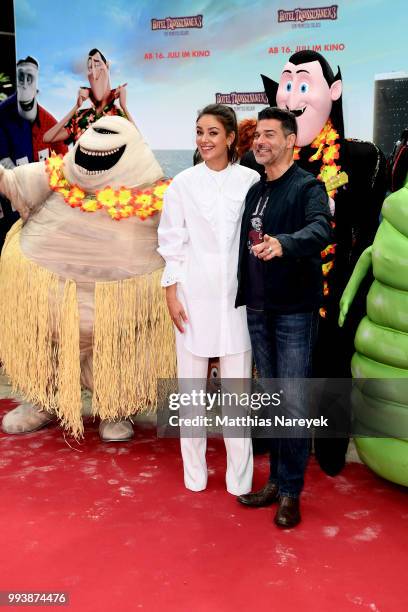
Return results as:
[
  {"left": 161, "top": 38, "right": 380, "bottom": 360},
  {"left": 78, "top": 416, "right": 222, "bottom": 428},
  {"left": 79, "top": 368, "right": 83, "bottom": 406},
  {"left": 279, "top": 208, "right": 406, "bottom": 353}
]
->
[{"left": 157, "top": 180, "right": 189, "bottom": 287}]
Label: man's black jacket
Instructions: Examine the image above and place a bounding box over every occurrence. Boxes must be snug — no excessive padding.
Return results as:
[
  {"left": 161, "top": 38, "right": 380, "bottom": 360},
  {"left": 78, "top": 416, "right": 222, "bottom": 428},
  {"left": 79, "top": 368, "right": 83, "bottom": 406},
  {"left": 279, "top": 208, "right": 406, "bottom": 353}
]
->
[{"left": 235, "top": 163, "right": 332, "bottom": 313}]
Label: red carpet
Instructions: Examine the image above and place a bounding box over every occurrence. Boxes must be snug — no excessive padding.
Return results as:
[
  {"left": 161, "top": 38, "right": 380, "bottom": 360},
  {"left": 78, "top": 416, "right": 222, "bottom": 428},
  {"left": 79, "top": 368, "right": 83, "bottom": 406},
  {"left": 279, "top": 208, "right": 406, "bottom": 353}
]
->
[{"left": 0, "top": 398, "right": 407, "bottom": 612}]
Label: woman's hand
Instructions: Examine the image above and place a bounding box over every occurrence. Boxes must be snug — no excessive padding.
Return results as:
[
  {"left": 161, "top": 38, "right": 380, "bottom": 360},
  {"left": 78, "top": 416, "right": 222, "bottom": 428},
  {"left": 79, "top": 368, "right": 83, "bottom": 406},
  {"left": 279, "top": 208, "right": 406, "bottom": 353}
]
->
[{"left": 165, "top": 285, "right": 188, "bottom": 333}]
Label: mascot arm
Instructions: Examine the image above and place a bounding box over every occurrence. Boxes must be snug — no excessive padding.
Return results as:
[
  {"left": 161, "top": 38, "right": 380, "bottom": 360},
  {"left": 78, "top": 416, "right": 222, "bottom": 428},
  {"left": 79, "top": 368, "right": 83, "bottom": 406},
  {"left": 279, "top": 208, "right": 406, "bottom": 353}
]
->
[
  {"left": 157, "top": 180, "right": 189, "bottom": 287},
  {"left": 0, "top": 162, "right": 50, "bottom": 220},
  {"left": 339, "top": 246, "right": 372, "bottom": 327}
]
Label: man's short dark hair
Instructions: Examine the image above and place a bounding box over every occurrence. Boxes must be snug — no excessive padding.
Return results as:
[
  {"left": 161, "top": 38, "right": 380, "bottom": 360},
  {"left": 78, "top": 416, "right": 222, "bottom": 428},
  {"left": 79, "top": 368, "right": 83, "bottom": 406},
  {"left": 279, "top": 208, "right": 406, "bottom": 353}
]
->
[{"left": 258, "top": 106, "right": 298, "bottom": 137}]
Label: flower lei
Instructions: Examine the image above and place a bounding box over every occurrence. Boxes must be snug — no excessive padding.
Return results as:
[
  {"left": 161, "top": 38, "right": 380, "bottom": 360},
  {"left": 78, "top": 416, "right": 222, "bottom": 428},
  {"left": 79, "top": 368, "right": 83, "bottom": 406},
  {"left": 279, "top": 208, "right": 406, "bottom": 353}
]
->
[
  {"left": 293, "top": 119, "right": 341, "bottom": 319},
  {"left": 45, "top": 152, "right": 171, "bottom": 221},
  {"left": 293, "top": 118, "right": 341, "bottom": 198}
]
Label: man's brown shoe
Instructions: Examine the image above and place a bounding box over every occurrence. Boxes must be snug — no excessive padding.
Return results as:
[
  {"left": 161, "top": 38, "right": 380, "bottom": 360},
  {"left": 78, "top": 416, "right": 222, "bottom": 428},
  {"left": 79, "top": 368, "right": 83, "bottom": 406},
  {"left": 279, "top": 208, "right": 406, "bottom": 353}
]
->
[
  {"left": 274, "top": 496, "right": 301, "bottom": 528},
  {"left": 237, "top": 482, "right": 279, "bottom": 507}
]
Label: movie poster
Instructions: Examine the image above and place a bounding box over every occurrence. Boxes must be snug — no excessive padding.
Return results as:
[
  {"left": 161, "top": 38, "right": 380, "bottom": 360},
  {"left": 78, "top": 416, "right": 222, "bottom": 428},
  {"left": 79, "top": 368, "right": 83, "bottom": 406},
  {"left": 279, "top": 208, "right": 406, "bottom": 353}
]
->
[{"left": 14, "top": 0, "right": 408, "bottom": 174}]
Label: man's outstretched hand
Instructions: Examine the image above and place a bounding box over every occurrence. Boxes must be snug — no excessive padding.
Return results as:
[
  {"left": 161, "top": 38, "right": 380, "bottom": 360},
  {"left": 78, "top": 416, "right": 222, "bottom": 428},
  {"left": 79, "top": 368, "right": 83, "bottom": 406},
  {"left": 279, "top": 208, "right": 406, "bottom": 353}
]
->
[{"left": 252, "top": 233, "right": 283, "bottom": 260}]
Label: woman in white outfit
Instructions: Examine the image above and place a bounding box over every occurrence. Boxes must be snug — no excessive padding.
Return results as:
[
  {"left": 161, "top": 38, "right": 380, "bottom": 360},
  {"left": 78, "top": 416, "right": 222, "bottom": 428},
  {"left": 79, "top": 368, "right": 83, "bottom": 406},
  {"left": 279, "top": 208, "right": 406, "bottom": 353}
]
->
[{"left": 158, "top": 104, "right": 259, "bottom": 495}]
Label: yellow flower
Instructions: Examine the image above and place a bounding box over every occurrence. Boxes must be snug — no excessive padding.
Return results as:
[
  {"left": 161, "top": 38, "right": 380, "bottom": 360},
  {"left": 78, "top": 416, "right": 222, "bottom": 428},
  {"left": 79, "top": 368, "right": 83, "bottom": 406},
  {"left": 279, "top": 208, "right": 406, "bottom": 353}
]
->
[
  {"left": 96, "top": 187, "right": 116, "bottom": 208},
  {"left": 326, "top": 126, "right": 339, "bottom": 144},
  {"left": 49, "top": 173, "right": 60, "bottom": 188},
  {"left": 309, "top": 143, "right": 324, "bottom": 161},
  {"left": 153, "top": 182, "right": 171, "bottom": 198},
  {"left": 310, "top": 134, "right": 322, "bottom": 149},
  {"left": 134, "top": 193, "right": 152, "bottom": 207},
  {"left": 319, "top": 164, "right": 340, "bottom": 183},
  {"left": 152, "top": 198, "right": 163, "bottom": 212},
  {"left": 321, "top": 243, "right": 336, "bottom": 258},
  {"left": 67, "top": 185, "right": 85, "bottom": 205},
  {"left": 117, "top": 188, "right": 133, "bottom": 206},
  {"left": 322, "top": 144, "right": 340, "bottom": 164},
  {"left": 82, "top": 199, "right": 99, "bottom": 212},
  {"left": 46, "top": 153, "right": 64, "bottom": 173},
  {"left": 322, "top": 261, "right": 334, "bottom": 277},
  {"left": 310, "top": 119, "right": 338, "bottom": 150},
  {"left": 121, "top": 205, "right": 134, "bottom": 217},
  {"left": 135, "top": 208, "right": 151, "bottom": 220},
  {"left": 107, "top": 207, "right": 121, "bottom": 220}
]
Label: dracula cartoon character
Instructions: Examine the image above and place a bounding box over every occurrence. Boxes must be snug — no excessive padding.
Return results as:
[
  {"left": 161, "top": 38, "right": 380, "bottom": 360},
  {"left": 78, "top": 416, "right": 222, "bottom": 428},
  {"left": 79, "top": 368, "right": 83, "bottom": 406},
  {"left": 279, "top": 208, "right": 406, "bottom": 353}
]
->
[
  {"left": 43, "top": 48, "right": 134, "bottom": 146},
  {"left": 0, "top": 116, "right": 175, "bottom": 441},
  {"left": 245, "top": 50, "right": 387, "bottom": 475},
  {"left": 0, "top": 56, "right": 67, "bottom": 248}
]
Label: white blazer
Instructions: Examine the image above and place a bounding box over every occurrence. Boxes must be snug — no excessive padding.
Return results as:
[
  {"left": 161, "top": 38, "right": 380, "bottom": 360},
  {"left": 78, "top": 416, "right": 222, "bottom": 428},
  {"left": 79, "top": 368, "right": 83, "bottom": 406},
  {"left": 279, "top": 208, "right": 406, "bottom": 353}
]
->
[{"left": 158, "top": 161, "right": 259, "bottom": 357}]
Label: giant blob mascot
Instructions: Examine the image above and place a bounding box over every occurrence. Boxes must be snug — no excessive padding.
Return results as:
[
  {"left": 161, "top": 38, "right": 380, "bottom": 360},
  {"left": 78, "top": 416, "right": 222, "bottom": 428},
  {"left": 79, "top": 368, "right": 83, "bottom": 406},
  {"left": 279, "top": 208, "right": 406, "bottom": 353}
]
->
[
  {"left": 339, "top": 131, "right": 408, "bottom": 487},
  {"left": 253, "top": 51, "right": 387, "bottom": 474},
  {"left": 0, "top": 116, "right": 175, "bottom": 440}
]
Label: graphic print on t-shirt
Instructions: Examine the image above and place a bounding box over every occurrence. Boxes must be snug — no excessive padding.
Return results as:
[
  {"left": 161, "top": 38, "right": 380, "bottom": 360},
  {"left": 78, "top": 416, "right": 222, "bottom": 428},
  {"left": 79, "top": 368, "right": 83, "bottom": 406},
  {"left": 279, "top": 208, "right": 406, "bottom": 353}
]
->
[
  {"left": 247, "top": 194, "right": 267, "bottom": 255},
  {"left": 245, "top": 191, "right": 269, "bottom": 309}
]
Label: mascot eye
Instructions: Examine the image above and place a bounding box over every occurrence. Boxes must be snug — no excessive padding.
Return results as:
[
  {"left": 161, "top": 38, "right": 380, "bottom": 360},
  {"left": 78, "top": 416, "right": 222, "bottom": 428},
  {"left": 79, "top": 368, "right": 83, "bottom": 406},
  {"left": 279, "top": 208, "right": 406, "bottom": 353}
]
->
[
  {"left": 285, "top": 81, "right": 293, "bottom": 92},
  {"left": 299, "top": 82, "right": 309, "bottom": 94}
]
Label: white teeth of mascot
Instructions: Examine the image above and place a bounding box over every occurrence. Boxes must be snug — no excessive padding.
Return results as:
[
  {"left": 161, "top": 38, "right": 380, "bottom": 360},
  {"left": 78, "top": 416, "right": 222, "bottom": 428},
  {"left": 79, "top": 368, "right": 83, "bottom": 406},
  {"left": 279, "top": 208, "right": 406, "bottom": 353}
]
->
[{"left": 79, "top": 146, "right": 120, "bottom": 156}]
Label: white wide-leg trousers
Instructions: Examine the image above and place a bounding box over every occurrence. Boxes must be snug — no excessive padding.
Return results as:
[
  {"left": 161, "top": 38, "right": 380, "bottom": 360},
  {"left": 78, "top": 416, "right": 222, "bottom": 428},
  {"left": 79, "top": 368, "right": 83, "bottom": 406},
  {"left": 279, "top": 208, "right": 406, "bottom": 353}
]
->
[{"left": 175, "top": 332, "right": 253, "bottom": 495}]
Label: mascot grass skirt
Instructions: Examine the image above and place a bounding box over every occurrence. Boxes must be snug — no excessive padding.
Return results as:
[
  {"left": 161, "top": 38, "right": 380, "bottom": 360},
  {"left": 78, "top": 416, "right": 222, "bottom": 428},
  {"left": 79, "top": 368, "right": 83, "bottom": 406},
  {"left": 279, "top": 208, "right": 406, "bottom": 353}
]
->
[{"left": 0, "top": 221, "right": 176, "bottom": 438}]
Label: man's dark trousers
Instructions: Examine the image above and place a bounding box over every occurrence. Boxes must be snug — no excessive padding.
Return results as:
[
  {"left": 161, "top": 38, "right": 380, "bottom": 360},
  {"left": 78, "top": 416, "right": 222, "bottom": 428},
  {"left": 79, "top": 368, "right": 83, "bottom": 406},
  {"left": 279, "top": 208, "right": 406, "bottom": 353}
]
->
[{"left": 247, "top": 308, "right": 319, "bottom": 498}]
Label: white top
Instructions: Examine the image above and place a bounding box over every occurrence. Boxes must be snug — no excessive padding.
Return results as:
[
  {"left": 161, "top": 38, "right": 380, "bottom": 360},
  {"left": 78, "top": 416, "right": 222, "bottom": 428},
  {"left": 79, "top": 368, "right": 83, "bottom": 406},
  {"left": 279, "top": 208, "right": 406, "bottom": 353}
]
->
[{"left": 158, "top": 161, "right": 259, "bottom": 357}]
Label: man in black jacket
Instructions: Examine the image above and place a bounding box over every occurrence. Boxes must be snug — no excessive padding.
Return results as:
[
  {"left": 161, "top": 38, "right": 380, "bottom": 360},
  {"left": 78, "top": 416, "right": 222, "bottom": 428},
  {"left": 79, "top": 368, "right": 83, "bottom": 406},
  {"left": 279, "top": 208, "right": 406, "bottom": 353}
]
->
[{"left": 236, "top": 107, "right": 331, "bottom": 528}]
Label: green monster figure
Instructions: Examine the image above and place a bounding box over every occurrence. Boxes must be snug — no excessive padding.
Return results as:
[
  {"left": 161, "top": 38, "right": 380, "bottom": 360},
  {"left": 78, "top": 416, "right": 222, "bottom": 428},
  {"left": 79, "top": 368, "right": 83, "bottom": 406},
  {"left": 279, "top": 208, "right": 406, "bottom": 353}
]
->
[{"left": 339, "top": 136, "right": 408, "bottom": 487}]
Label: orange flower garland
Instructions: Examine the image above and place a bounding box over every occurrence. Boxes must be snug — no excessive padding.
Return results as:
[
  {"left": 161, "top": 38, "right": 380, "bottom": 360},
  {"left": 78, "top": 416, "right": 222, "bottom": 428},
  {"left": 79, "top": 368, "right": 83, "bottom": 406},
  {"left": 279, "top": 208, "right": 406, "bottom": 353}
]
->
[
  {"left": 292, "top": 120, "right": 344, "bottom": 320},
  {"left": 45, "top": 152, "right": 171, "bottom": 221},
  {"left": 293, "top": 118, "right": 341, "bottom": 198}
]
